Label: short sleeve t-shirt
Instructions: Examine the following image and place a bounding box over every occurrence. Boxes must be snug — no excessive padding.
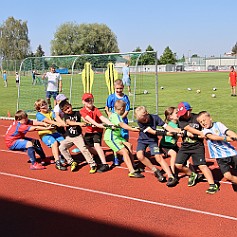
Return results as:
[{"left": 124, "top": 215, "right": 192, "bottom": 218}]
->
[
  {"left": 36, "top": 111, "right": 56, "bottom": 138},
  {"left": 80, "top": 106, "right": 103, "bottom": 133},
  {"left": 5, "top": 121, "right": 32, "bottom": 148},
  {"left": 45, "top": 72, "right": 62, "bottom": 92},
  {"left": 106, "top": 93, "right": 130, "bottom": 124},
  {"left": 137, "top": 114, "right": 165, "bottom": 144},
  {"left": 159, "top": 121, "right": 178, "bottom": 148},
  {"left": 64, "top": 111, "right": 82, "bottom": 137},
  {"left": 178, "top": 113, "right": 204, "bottom": 149},
  {"left": 202, "top": 121, "right": 237, "bottom": 158},
  {"left": 103, "top": 112, "right": 124, "bottom": 141}
]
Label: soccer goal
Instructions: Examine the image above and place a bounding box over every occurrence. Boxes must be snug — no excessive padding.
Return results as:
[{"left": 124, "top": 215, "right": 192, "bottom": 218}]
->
[{"left": 17, "top": 51, "right": 158, "bottom": 121}]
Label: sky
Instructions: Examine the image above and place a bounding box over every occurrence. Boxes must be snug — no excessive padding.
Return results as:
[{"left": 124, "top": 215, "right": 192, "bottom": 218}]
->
[{"left": 1, "top": 0, "right": 237, "bottom": 58}]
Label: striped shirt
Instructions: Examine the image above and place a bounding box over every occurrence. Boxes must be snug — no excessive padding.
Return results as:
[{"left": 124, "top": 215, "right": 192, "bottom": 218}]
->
[{"left": 202, "top": 122, "right": 237, "bottom": 159}]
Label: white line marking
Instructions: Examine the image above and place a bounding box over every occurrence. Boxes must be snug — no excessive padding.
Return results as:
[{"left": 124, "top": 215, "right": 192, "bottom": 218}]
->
[{"left": 0, "top": 171, "right": 236, "bottom": 221}]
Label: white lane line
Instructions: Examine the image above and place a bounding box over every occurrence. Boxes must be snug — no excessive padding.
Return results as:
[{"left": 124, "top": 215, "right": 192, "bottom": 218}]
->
[{"left": 0, "top": 171, "right": 236, "bottom": 221}]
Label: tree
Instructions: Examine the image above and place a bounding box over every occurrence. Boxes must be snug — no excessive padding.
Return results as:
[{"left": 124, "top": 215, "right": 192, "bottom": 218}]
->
[
  {"left": 0, "top": 17, "right": 30, "bottom": 60},
  {"left": 159, "top": 46, "right": 176, "bottom": 65},
  {"left": 232, "top": 42, "right": 237, "bottom": 55},
  {"left": 51, "top": 22, "right": 119, "bottom": 55},
  {"left": 35, "top": 45, "right": 45, "bottom": 57}
]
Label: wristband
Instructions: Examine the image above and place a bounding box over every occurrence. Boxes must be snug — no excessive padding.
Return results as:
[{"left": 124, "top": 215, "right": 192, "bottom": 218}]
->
[{"left": 223, "top": 136, "right": 227, "bottom": 142}]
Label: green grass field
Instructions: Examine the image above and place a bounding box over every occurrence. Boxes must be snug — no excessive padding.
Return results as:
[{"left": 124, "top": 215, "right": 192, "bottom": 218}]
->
[{"left": 1, "top": 71, "right": 236, "bottom": 130}]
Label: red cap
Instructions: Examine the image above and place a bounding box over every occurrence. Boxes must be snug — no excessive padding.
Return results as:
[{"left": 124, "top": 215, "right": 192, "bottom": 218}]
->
[{"left": 82, "top": 93, "right": 94, "bottom": 101}]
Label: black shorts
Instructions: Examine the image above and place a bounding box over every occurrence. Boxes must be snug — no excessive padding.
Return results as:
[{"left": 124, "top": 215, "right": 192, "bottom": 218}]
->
[
  {"left": 216, "top": 156, "right": 237, "bottom": 175},
  {"left": 159, "top": 145, "right": 179, "bottom": 158},
  {"left": 84, "top": 132, "right": 102, "bottom": 147},
  {"left": 175, "top": 146, "right": 206, "bottom": 166}
]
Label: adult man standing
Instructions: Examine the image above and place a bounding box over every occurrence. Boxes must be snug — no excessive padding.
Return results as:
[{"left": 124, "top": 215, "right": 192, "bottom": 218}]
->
[{"left": 42, "top": 65, "right": 62, "bottom": 109}]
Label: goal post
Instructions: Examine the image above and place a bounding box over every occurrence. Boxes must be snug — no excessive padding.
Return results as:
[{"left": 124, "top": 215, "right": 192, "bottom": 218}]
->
[{"left": 17, "top": 52, "right": 158, "bottom": 121}]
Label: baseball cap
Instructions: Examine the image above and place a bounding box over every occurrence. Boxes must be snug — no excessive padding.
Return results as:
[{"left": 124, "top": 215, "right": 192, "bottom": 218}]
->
[
  {"left": 82, "top": 93, "right": 94, "bottom": 101},
  {"left": 56, "top": 94, "right": 67, "bottom": 101},
  {"left": 177, "top": 102, "right": 192, "bottom": 117}
]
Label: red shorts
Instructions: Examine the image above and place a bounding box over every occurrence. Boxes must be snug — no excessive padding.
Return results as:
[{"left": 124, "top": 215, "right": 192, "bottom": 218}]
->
[{"left": 230, "top": 79, "right": 236, "bottom": 86}]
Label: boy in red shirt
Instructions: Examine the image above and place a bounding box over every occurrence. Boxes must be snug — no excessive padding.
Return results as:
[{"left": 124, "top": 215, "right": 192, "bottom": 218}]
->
[
  {"left": 5, "top": 110, "right": 52, "bottom": 170},
  {"left": 80, "top": 93, "right": 113, "bottom": 173},
  {"left": 229, "top": 66, "right": 237, "bottom": 96}
]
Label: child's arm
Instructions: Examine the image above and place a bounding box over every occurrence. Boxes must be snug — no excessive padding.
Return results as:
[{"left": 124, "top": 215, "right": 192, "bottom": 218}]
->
[
  {"left": 28, "top": 125, "right": 54, "bottom": 132},
  {"left": 121, "top": 111, "right": 129, "bottom": 119},
  {"left": 118, "top": 122, "right": 140, "bottom": 132},
  {"left": 65, "top": 119, "right": 86, "bottom": 127},
  {"left": 205, "top": 133, "right": 233, "bottom": 142},
  {"left": 183, "top": 125, "right": 205, "bottom": 138},
  {"left": 226, "top": 130, "right": 237, "bottom": 139},
  {"left": 31, "top": 120, "right": 48, "bottom": 127},
  {"left": 41, "top": 117, "right": 62, "bottom": 127},
  {"left": 99, "top": 115, "right": 114, "bottom": 126},
  {"left": 83, "top": 115, "right": 104, "bottom": 129},
  {"left": 54, "top": 112, "right": 67, "bottom": 127}
]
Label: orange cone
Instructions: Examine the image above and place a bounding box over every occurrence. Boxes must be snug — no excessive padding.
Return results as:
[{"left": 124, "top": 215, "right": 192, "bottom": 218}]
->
[{"left": 7, "top": 111, "right": 11, "bottom": 117}]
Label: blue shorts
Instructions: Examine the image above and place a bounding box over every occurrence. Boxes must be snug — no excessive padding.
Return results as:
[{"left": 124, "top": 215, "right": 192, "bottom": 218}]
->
[
  {"left": 46, "top": 91, "right": 58, "bottom": 100},
  {"left": 10, "top": 138, "right": 33, "bottom": 151},
  {"left": 41, "top": 133, "right": 64, "bottom": 147},
  {"left": 136, "top": 141, "right": 161, "bottom": 155},
  {"left": 122, "top": 78, "right": 131, "bottom": 86}
]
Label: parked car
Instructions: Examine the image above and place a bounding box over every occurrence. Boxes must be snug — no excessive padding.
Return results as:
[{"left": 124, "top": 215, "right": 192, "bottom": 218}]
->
[{"left": 207, "top": 65, "right": 218, "bottom": 71}]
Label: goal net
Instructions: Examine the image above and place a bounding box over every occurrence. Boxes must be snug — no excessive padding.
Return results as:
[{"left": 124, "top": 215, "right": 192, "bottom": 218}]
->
[{"left": 17, "top": 52, "right": 158, "bottom": 121}]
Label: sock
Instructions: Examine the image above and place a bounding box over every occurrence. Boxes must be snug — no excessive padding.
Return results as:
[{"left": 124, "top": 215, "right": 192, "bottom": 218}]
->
[
  {"left": 151, "top": 167, "right": 157, "bottom": 172},
  {"left": 27, "top": 147, "right": 36, "bottom": 165}
]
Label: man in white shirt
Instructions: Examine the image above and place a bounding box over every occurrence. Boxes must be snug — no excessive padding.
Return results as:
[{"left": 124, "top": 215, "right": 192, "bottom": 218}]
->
[{"left": 42, "top": 65, "right": 62, "bottom": 109}]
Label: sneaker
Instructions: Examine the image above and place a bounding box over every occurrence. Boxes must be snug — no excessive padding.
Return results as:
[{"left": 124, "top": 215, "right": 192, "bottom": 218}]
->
[
  {"left": 70, "top": 161, "right": 78, "bottom": 172},
  {"left": 41, "top": 157, "right": 55, "bottom": 165},
  {"left": 129, "top": 92, "right": 133, "bottom": 96},
  {"left": 166, "top": 176, "right": 179, "bottom": 187},
  {"left": 206, "top": 184, "right": 219, "bottom": 194},
  {"left": 113, "top": 156, "right": 120, "bottom": 166},
  {"left": 97, "top": 164, "right": 110, "bottom": 173},
  {"left": 154, "top": 169, "right": 166, "bottom": 182},
  {"left": 188, "top": 172, "right": 198, "bottom": 187},
  {"left": 128, "top": 171, "right": 145, "bottom": 178},
  {"left": 30, "top": 162, "right": 46, "bottom": 170},
  {"left": 55, "top": 161, "right": 67, "bottom": 171},
  {"left": 89, "top": 166, "right": 97, "bottom": 174}
]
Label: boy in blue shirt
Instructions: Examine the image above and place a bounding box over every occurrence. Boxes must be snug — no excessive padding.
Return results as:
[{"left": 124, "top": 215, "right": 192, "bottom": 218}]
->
[{"left": 105, "top": 79, "right": 130, "bottom": 165}]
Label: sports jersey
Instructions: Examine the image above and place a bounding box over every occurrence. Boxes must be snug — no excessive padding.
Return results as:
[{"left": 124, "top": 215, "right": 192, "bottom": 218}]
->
[
  {"left": 202, "top": 121, "right": 237, "bottom": 158},
  {"left": 178, "top": 113, "right": 204, "bottom": 149},
  {"left": 159, "top": 121, "right": 178, "bottom": 148},
  {"left": 103, "top": 112, "right": 123, "bottom": 141},
  {"left": 137, "top": 114, "right": 165, "bottom": 144},
  {"left": 44, "top": 72, "right": 62, "bottom": 92},
  {"left": 106, "top": 93, "right": 130, "bottom": 124},
  {"left": 36, "top": 111, "right": 56, "bottom": 138},
  {"left": 122, "top": 66, "right": 130, "bottom": 80},
  {"left": 5, "top": 121, "right": 32, "bottom": 148},
  {"left": 229, "top": 71, "right": 237, "bottom": 86},
  {"left": 80, "top": 106, "right": 103, "bottom": 133},
  {"left": 63, "top": 111, "right": 82, "bottom": 137}
]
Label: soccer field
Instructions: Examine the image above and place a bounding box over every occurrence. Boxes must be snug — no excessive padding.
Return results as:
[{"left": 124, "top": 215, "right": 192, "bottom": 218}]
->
[{"left": 1, "top": 71, "right": 236, "bottom": 130}]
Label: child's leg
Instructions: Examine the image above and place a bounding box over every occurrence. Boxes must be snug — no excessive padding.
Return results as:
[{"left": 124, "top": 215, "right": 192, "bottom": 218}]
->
[
  {"left": 26, "top": 141, "right": 37, "bottom": 165},
  {"left": 154, "top": 154, "right": 172, "bottom": 176},
  {"left": 223, "top": 171, "right": 237, "bottom": 184},
  {"left": 33, "top": 139, "right": 46, "bottom": 159},
  {"left": 117, "top": 148, "right": 135, "bottom": 173},
  {"left": 74, "top": 135, "right": 97, "bottom": 167},
  {"left": 136, "top": 150, "right": 155, "bottom": 170},
  {"left": 94, "top": 143, "right": 107, "bottom": 164},
  {"left": 167, "top": 150, "right": 177, "bottom": 174},
  {"left": 59, "top": 138, "right": 74, "bottom": 164},
  {"left": 51, "top": 141, "right": 61, "bottom": 162}
]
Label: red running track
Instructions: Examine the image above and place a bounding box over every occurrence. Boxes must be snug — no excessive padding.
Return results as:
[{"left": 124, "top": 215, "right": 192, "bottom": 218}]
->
[{"left": 0, "top": 119, "right": 237, "bottom": 237}]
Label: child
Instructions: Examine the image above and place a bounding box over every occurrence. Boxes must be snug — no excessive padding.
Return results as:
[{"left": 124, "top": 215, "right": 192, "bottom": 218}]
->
[
  {"left": 159, "top": 107, "right": 180, "bottom": 176},
  {"left": 5, "top": 110, "right": 51, "bottom": 170},
  {"left": 105, "top": 79, "right": 130, "bottom": 165},
  {"left": 229, "top": 66, "right": 237, "bottom": 96},
  {"left": 15, "top": 72, "right": 20, "bottom": 87},
  {"left": 175, "top": 102, "right": 219, "bottom": 194},
  {"left": 104, "top": 100, "right": 144, "bottom": 178},
  {"left": 53, "top": 93, "right": 68, "bottom": 135},
  {"left": 122, "top": 61, "right": 132, "bottom": 96},
  {"left": 59, "top": 100, "right": 98, "bottom": 173},
  {"left": 80, "top": 93, "right": 113, "bottom": 173},
  {"left": 2, "top": 70, "right": 7, "bottom": 87},
  {"left": 135, "top": 106, "right": 179, "bottom": 187},
  {"left": 197, "top": 111, "right": 237, "bottom": 185},
  {"left": 34, "top": 99, "right": 67, "bottom": 171}
]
